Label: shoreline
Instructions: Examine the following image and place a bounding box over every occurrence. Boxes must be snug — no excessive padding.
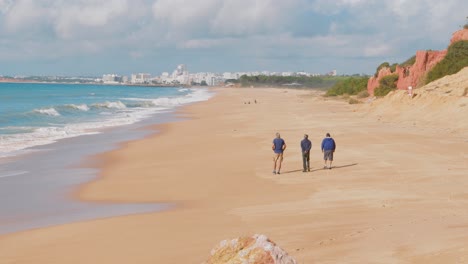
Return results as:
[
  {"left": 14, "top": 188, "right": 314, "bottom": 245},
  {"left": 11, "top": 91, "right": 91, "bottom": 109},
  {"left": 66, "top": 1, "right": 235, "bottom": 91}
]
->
[
  {"left": 1, "top": 87, "right": 467, "bottom": 263},
  {"left": 0, "top": 87, "right": 213, "bottom": 235}
]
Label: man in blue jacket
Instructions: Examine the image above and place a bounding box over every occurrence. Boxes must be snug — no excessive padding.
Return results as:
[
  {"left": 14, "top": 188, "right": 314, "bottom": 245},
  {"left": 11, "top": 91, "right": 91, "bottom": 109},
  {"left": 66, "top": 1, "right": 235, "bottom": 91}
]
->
[
  {"left": 321, "top": 133, "right": 336, "bottom": 169},
  {"left": 300, "top": 134, "right": 312, "bottom": 172}
]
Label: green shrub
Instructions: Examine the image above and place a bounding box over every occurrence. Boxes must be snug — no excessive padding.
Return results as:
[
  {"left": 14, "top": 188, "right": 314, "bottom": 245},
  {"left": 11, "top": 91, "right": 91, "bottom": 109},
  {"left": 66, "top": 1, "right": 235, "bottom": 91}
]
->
[
  {"left": 356, "top": 90, "right": 370, "bottom": 98},
  {"left": 348, "top": 98, "right": 361, "bottom": 104},
  {"left": 239, "top": 75, "right": 341, "bottom": 88},
  {"left": 390, "top": 63, "right": 398, "bottom": 73},
  {"left": 374, "top": 74, "right": 398, "bottom": 97},
  {"left": 325, "top": 76, "right": 369, "bottom": 96},
  {"left": 400, "top": 55, "right": 416, "bottom": 67},
  {"left": 375, "top": 62, "right": 390, "bottom": 77},
  {"left": 374, "top": 86, "right": 394, "bottom": 96},
  {"left": 426, "top": 40, "right": 468, "bottom": 84}
]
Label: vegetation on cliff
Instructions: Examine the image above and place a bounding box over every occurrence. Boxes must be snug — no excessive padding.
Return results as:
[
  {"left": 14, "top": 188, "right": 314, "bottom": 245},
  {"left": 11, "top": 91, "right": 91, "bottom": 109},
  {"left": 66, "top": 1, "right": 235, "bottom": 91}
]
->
[
  {"left": 374, "top": 55, "right": 416, "bottom": 78},
  {"left": 374, "top": 74, "right": 399, "bottom": 96},
  {"left": 374, "top": 62, "right": 390, "bottom": 77},
  {"left": 239, "top": 75, "right": 341, "bottom": 88},
  {"left": 400, "top": 55, "right": 416, "bottom": 67},
  {"left": 325, "top": 76, "right": 369, "bottom": 96},
  {"left": 425, "top": 40, "right": 468, "bottom": 84}
]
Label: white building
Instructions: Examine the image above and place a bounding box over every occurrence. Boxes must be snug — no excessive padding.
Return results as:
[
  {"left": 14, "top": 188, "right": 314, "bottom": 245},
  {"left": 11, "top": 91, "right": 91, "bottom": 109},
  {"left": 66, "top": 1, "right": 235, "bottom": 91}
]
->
[
  {"left": 131, "top": 73, "right": 152, "bottom": 84},
  {"left": 171, "top": 64, "right": 189, "bottom": 85},
  {"left": 223, "top": 72, "right": 233, "bottom": 80},
  {"left": 102, "top": 74, "right": 122, "bottom": 84}
]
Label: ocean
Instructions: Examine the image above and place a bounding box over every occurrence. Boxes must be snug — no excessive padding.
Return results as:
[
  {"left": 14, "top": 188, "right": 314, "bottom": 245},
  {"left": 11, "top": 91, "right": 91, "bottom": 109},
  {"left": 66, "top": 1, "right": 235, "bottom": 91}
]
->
[
  {"left": 0, "top": 82, "right": 213, "bottom": 234},
  {"left": 0, "top": 82, "right": 211, "bottom": 158}
]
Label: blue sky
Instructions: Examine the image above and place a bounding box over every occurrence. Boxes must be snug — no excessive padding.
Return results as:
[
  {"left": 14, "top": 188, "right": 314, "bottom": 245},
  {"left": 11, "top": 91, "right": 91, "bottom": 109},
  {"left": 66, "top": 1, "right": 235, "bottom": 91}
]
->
[{"left": 0, "top": 0, "right": 466, "bottom": 76}]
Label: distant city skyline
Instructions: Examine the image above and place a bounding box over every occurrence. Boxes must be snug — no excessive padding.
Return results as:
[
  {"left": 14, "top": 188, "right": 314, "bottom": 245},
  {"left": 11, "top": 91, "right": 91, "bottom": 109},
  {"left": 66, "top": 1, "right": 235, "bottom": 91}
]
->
[
  {"left": 0, "top": 0, "right": 467, "bottom": 76},
  {"left": 99, "top": 64, "right": 338, "bottom": 86}
]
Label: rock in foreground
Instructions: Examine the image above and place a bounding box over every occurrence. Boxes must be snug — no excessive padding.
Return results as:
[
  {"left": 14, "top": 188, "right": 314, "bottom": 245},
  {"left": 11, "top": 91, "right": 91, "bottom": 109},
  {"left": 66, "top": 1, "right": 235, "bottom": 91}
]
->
[{"left": 205, "top": 234, "right": 297, "bottom": 264}]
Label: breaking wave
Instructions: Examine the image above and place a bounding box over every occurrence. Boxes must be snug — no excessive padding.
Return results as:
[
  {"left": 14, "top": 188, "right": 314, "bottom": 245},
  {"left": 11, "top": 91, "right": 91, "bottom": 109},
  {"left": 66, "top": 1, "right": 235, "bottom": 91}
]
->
[
  {"left": 66, "top": 104, "right": 89, "bottom": 111},
  {"left": 0, "top": 88, "right": 213, "bottom": 158},
  {"left": 92, "top": 101, "right": 127, "bottom": 109},
  {"left": 33, "top": 108, "right": 60, "bottom": 116}
]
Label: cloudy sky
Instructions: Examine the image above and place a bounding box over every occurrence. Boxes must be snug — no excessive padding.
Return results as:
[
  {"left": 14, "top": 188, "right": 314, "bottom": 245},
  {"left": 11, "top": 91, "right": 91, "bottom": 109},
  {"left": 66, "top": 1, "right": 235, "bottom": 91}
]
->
[{"left": 0, "top": 0, "right": 466, "bottom": 76}]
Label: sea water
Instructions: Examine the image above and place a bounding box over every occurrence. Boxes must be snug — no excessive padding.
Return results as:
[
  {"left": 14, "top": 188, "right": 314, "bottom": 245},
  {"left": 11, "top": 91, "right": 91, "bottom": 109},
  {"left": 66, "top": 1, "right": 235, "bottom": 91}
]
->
[
  {"left": 0, "top": 83, "right": 210, "bottom": 158},
  {"left": 0, "top": 83, "right": 213, "bottom": 234}
]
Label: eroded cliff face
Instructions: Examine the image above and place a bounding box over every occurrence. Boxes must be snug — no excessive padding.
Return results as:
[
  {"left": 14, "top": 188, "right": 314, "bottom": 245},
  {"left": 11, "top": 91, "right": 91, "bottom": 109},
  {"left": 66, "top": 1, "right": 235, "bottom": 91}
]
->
[
  {"left": 450, "top": 28, "right": 468, "bottom": 44},
  {"left": 367, "top": 29, "right": 468, "bottom": 95}
]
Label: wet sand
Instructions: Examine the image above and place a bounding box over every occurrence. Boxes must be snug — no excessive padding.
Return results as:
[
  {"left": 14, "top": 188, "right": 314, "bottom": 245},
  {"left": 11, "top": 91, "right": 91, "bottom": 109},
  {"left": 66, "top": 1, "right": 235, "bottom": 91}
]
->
[{"left": 0, "top": 88, "right": 467, "bottom": 263}]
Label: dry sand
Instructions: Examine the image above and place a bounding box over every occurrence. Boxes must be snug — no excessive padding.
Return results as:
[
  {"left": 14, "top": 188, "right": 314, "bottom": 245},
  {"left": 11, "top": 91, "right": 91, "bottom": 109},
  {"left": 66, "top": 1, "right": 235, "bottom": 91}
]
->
[{"left": 0, "top": 77, "right": 467, "bottom": 263}]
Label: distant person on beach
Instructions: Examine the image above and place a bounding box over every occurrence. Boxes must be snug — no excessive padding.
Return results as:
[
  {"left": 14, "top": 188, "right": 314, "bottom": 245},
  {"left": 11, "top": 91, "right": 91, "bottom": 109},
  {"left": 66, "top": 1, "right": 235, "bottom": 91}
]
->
[
  {"left": 272, "top": 133, "right": 286, "bottom": 174},
  {"left": 300, "top": 134, "right": 312, "bottom": 172},
  {"left": 408, "top": 86, "right": 413, "bottom": 98},
  {"left": 321, "top": 133, "right": 336, "bottom": 169}
]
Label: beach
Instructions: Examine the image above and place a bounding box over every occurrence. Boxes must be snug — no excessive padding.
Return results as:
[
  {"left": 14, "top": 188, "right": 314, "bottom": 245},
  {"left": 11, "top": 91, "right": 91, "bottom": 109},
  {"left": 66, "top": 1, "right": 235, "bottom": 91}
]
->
[{"left": 1, "top": 87, "right": 467, "bottom": 263}]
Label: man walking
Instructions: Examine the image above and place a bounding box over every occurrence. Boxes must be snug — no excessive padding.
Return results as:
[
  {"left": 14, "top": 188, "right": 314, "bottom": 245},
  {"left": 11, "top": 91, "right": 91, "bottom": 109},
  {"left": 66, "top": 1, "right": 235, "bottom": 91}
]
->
[
  {"left": 272, "top": 132, "right": 286, "bottom": 174},
  {"left": 300, "top": 134, "right": 312, "bottom": 172},
  {"left": 321, "top": 133, "right": 336, "bottom": 169}
]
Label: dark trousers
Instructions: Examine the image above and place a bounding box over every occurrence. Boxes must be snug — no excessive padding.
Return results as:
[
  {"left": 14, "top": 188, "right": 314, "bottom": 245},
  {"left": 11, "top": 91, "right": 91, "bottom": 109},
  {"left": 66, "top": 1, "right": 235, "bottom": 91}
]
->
[{"left": 302, "top": 151, "right": 310, "bottom": 170}]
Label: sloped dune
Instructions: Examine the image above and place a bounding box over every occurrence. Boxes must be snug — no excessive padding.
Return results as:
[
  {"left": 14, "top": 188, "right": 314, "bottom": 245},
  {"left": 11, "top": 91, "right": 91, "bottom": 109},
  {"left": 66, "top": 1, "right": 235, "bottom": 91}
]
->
[{"left": 363, "top": 67, "right": 468, "bottom": 135}]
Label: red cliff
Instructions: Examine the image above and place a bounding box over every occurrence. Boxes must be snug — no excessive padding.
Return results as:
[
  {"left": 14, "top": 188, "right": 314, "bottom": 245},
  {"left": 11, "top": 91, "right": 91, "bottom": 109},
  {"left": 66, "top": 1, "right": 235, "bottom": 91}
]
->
[{"left": 367, "top": 29, "right": 468, "bottom": 95}]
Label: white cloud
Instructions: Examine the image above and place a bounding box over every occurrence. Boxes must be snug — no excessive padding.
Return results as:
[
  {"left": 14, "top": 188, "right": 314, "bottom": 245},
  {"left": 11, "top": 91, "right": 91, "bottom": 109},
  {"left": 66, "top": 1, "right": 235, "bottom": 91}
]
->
[
  {"left": 310, "top": 0, "right": 369, "bottom": 14},
  {"left": 152, "top": 0, "right": 220, "bottom": 35},
  {"left": 210, "top": 0, "right": 296, "bottom": 36},
  {"left": 363, "top": 44, "right": 393, "bottom": 57},
  {"left": 0, "top": 0, "right": 466, "bottom": 75},
  {"left": 51, "top": 0, "right": 129, "bottom": 39},
  {"left": 179, "top": 38, "right": 236, "bottom": 49},
  {"left": 0, "top": 0, "right": 13, "bottom": 14},
  {"left": 3, "top": 0, "right": 48, "bottom": 32},
  {"left": 152, "top": 0, "right": 302, "bottom": 38}
]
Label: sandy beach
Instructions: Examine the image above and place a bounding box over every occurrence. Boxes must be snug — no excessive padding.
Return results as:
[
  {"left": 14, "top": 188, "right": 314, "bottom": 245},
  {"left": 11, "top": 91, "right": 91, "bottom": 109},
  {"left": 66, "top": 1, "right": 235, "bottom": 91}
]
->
[{"left": 1, "top": 87, "right": 467, "bottom": 263}]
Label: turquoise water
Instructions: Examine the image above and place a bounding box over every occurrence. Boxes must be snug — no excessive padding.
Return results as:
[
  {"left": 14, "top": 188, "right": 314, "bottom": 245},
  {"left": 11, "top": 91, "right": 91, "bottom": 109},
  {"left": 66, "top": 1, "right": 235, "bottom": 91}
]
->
[
  {"left": 0, "top": 82, "right": 212, "bottom": 234},
  {"left": 0, "top": 83, "right": 211, "bottom": 157}
]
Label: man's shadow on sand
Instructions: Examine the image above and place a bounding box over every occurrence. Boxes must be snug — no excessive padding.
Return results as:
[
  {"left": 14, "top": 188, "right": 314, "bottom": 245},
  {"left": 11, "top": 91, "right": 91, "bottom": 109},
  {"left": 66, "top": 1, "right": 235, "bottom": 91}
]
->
[{"left": 281, "top": 163, "right": 358, "bottom": 174}]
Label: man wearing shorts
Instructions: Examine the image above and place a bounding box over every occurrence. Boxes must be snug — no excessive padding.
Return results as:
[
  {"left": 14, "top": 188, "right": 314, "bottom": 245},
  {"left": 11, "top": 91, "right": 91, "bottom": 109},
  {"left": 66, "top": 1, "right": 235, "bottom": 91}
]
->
[
  {"left": 272, "top": 132, "right": 286, "bottom": 174},
  {"left": 321, "top": 133, "right": 336, "bottom": 169}
]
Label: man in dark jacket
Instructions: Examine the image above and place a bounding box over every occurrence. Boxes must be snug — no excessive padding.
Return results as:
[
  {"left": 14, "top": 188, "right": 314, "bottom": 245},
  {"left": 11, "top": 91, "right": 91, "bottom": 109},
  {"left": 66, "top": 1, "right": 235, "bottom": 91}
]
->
[
  {"left": 321, "top": 133, "right": 336, "bottom": 169},
  {"left": 300, "top": 134, "right": 312, "bottom": 172}
]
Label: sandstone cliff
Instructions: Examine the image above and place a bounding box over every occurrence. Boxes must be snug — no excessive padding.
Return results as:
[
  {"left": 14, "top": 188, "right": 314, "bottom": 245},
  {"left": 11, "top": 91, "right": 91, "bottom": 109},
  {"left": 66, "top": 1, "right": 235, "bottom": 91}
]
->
[{"left": 367, "top": 29, "right": 468, "bottom": 95}]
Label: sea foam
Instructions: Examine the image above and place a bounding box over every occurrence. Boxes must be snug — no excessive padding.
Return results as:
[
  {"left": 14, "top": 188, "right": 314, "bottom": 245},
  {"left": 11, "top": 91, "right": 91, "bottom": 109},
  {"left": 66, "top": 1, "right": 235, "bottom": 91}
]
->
[
  {"left": 67, "top": 104, "right": 90, "bottom": 111},
  {"left": 34, "top": 108, "right": 61, "bottom": 116},
  {"left": 92, "top": 101, "right": 127, "bottom": 109},
  {"left": 0, "top": 88, "right": 213, "bottom": 158}
]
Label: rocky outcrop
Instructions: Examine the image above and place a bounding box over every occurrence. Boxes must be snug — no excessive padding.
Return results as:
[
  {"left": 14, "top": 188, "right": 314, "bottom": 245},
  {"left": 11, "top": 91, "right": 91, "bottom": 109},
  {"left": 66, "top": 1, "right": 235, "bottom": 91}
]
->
[
  {"left": 367, "top": 67, "right": 392, "bottom": 95},
  {"left": 205, "top": 234, "right": 297, "bottom": 264},
  {"left": 450, "top": 28, "right": 468, "bottom": 45},
  {"left": 367, "top": 29, "right": 468, "bottom": 95}
]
